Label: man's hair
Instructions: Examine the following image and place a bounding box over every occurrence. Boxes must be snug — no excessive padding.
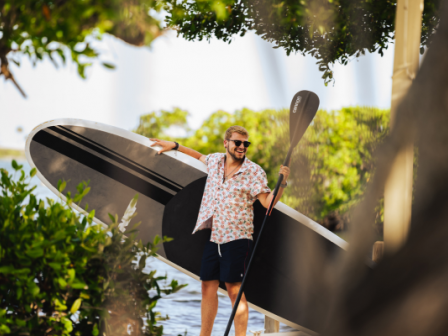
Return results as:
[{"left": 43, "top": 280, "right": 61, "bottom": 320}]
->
[{"left": 224, "top": 126, "right": 249, "bottom": 140}]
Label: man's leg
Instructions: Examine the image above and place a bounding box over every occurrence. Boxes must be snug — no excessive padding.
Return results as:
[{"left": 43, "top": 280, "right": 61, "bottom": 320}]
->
[
  {"left": 225, "top": 282, "right": 249, "bottom": 336},
  {"left": 200, "top": 280, "right": 220, "bottom": 336}
]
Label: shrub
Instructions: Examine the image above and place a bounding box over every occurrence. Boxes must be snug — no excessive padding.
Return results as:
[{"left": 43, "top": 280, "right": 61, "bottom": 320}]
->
[{"left": 0, "top": 161, "right": 185, "bottom": 336}]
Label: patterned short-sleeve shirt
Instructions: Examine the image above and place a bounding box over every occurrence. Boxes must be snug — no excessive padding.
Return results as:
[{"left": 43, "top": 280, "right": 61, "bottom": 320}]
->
[{"left": 192, "top": 153, "right": 271, "bottom": 244}]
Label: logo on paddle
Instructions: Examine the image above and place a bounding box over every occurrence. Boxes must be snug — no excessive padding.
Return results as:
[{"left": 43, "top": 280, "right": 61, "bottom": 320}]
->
[{"left": 293, "top": 96, "right": 302, "bottom": 113}]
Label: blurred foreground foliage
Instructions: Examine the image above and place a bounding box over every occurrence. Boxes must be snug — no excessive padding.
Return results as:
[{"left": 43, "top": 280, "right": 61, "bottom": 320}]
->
[
  {"left": 0, "top": 0, "right": 164, "bottom": 97},
  {"left": 0, "top": 161, "right": 185, "bottom": 336},
  {"left": 135, "top": 106, "right": 390, "bottom": 233}
]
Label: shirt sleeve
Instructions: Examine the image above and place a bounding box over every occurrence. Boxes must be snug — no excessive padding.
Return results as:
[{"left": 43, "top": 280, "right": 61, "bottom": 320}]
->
[{"left": 250, "top": 169, "right": 271, "bottom": 198}]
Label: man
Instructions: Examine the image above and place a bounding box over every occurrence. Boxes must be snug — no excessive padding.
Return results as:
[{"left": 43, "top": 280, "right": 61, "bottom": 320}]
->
[{"left": 150, "top": 126, "right": 290, "bottom": 336}]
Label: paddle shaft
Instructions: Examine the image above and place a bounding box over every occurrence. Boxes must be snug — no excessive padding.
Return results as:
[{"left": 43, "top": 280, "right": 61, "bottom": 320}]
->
[{"left": 223, "top": 146, "right": 293, "bottom": 335}]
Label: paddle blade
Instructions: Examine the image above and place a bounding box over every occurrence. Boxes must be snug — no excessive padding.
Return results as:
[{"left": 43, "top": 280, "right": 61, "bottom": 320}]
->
[{"left": 289, "top": 90, "right": 320, "bottom": 147}]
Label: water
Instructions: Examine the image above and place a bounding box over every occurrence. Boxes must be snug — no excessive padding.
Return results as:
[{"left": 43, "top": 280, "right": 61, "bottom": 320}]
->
[{"left": 1, "top": 159, "right": 296, "bottom": 335}]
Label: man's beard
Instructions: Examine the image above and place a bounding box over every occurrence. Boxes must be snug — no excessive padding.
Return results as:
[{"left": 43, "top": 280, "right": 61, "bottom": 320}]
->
[{"left": 227, "top": 146, "right": 246, "bottom": 162}]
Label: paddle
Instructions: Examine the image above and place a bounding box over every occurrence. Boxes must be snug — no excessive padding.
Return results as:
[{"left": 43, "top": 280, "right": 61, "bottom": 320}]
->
[{"left": 223, "top": 90, "right": 320, "bottom": 335}]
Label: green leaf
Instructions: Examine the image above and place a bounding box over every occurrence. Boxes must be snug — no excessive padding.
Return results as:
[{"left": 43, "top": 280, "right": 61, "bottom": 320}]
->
[
  {"left": 88, "top": 209, "right": 95, "bottom": 220},
  {"left": 70, "top": 298, "right": 82, "bottom": 314},
  {"left": 102, "top": 62, "right": 116, "bottom": 69},
  {"left": 82, "top": 186, "right": 91, "bottom": 197},
  {"left": 54, "top": 298, "right": 67, "bottom": 311},
  {"left": 13, "top": 268, "right": 31, "bottom": 275},
  {"left": 15, "top": 318, "right": 26, "bottom": 327},
  {"left": 0, "top": 325, "right": 11, "bottom": 334},
  {"left": 139, "top": 255, "right": 146, "bottom": 269},
  {"left": 61, "top": 316, "right": 73, "bottom": 332},
  {"left": 80, "top": 292, "right": 90, "bottom": 299},
  {"left": 12, "top": 160, "right": 20, "bottom": 170},
  {"left": 0, "top": 266, "right": 15, "bottom": 274},
  {"left": 48, "top": 262, "right": 62, "bottom": 270},
  {"left": 29, "top": 284, "right": 40, "bottom": 297},
  {"left": 71, "top": 281, "right": 88, "bottom": 289},
  {"left": 58, "top": 180, "right": 67, "bottom": 192},
  {"left": 163, "top": 236, "right": 174, "bottom": 243},
  {"left": 58, "top": 278, "right": 68, "bottom": 288},
  {"left": 153, "top": 235, "right": 161, "bottom": 245},
  {"left": 17, "top": 287, "right": 23, "bottom": 299},
  {"left": 68, "top": 269, "right": 76, "bottom": 282},
  {"left": 26, "top": 248, "right": 44, "bottom": 258},
  {"left": 92, "top": 324, "right": 99, "bottom": 336}
]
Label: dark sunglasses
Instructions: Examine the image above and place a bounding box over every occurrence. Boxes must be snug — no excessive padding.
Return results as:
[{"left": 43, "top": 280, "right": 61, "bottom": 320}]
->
[{"left": 227, "top": 139, "right": 251, "bottom": 148}]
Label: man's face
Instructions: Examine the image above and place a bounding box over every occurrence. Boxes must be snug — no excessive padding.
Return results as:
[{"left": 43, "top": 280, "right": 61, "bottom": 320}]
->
[{"left": 224, "top": 132, "right": 249, "bottom": 161}]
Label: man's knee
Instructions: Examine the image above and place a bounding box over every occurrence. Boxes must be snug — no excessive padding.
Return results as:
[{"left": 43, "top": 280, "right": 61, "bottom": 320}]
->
[
  {"left": 225, "top": 282, "right": 243, "bottom": 301},
  {"left": 202, "top": 280, "right": 219, "bottom": 295}
]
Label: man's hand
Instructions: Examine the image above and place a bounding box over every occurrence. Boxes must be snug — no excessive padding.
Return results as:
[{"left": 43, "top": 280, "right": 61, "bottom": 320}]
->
[
  {"left": 257, "top": 165, "right": 291, "bottom": 209},
  {"left": 150, "top": 138, "right": 176, "bottom": 154},
  {"left": 279, "top": 165, "right": 290, "bottom": 183}
]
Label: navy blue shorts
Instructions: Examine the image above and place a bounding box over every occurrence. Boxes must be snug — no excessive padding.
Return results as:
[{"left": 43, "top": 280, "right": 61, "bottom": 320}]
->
[{"left": 200, "top": 239, "right": 253, "bottom": 283}]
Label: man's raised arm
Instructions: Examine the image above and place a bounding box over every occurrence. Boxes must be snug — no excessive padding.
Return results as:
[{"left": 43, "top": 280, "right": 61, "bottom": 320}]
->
[{"left": 149, "top": 138, "right": 206, "bottom": 164}]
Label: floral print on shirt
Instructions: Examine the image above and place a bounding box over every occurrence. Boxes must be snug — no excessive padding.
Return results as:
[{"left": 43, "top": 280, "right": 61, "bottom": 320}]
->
[{"left": 192, "top": 153, "right": 271, "bottom": 244}]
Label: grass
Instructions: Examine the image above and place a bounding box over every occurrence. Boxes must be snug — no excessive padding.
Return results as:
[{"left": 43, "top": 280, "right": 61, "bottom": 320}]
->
[{"left": 0, "top": 148, "right": 25, "bottom": 159}]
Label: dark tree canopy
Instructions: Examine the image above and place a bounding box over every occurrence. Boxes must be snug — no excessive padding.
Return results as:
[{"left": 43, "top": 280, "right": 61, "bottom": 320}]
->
[
  {"left": 0, "top": 0, "right": 163, "bottom": 97},
  {"left": 164, "top": 0, "right": 441, "bottom": 84}
]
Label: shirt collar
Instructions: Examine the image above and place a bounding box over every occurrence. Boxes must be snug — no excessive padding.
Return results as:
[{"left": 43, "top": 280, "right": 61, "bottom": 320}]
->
[{"left": 220, "top": 153, "right": 251, "bottom": 175}]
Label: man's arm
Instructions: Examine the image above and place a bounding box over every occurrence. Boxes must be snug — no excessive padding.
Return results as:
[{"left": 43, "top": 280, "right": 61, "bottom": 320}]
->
[
  {"left": 149, "top": 138, "right": 206, "bottom": 164},
  {"left": 257, "top": 165, "right": 290, "bottom": 209}
]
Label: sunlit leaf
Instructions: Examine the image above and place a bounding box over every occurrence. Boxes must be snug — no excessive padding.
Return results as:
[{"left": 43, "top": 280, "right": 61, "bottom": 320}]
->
[{"left": 70, "top": 298, "right": 82, "bottom": 314}]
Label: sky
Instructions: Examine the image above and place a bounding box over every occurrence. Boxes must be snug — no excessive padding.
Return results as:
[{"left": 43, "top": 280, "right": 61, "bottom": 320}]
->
[{"left": 0, "top": 30, "right": 394, "bottom": 149}]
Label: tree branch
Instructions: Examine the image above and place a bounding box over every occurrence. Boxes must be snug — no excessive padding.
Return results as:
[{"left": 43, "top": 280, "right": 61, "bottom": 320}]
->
[{"left": 0, "top": 55, "right": 27, "bottom": 98}]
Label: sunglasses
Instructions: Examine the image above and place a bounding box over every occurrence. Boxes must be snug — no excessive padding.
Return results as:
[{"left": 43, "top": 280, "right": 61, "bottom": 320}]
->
[{"left": 227, "top": 139, "right": 251, "bottom": 148}]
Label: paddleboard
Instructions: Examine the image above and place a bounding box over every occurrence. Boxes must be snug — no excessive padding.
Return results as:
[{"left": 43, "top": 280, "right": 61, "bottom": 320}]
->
[{"left": 25, "top": 119, "right": 347, "bottom": 333}]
